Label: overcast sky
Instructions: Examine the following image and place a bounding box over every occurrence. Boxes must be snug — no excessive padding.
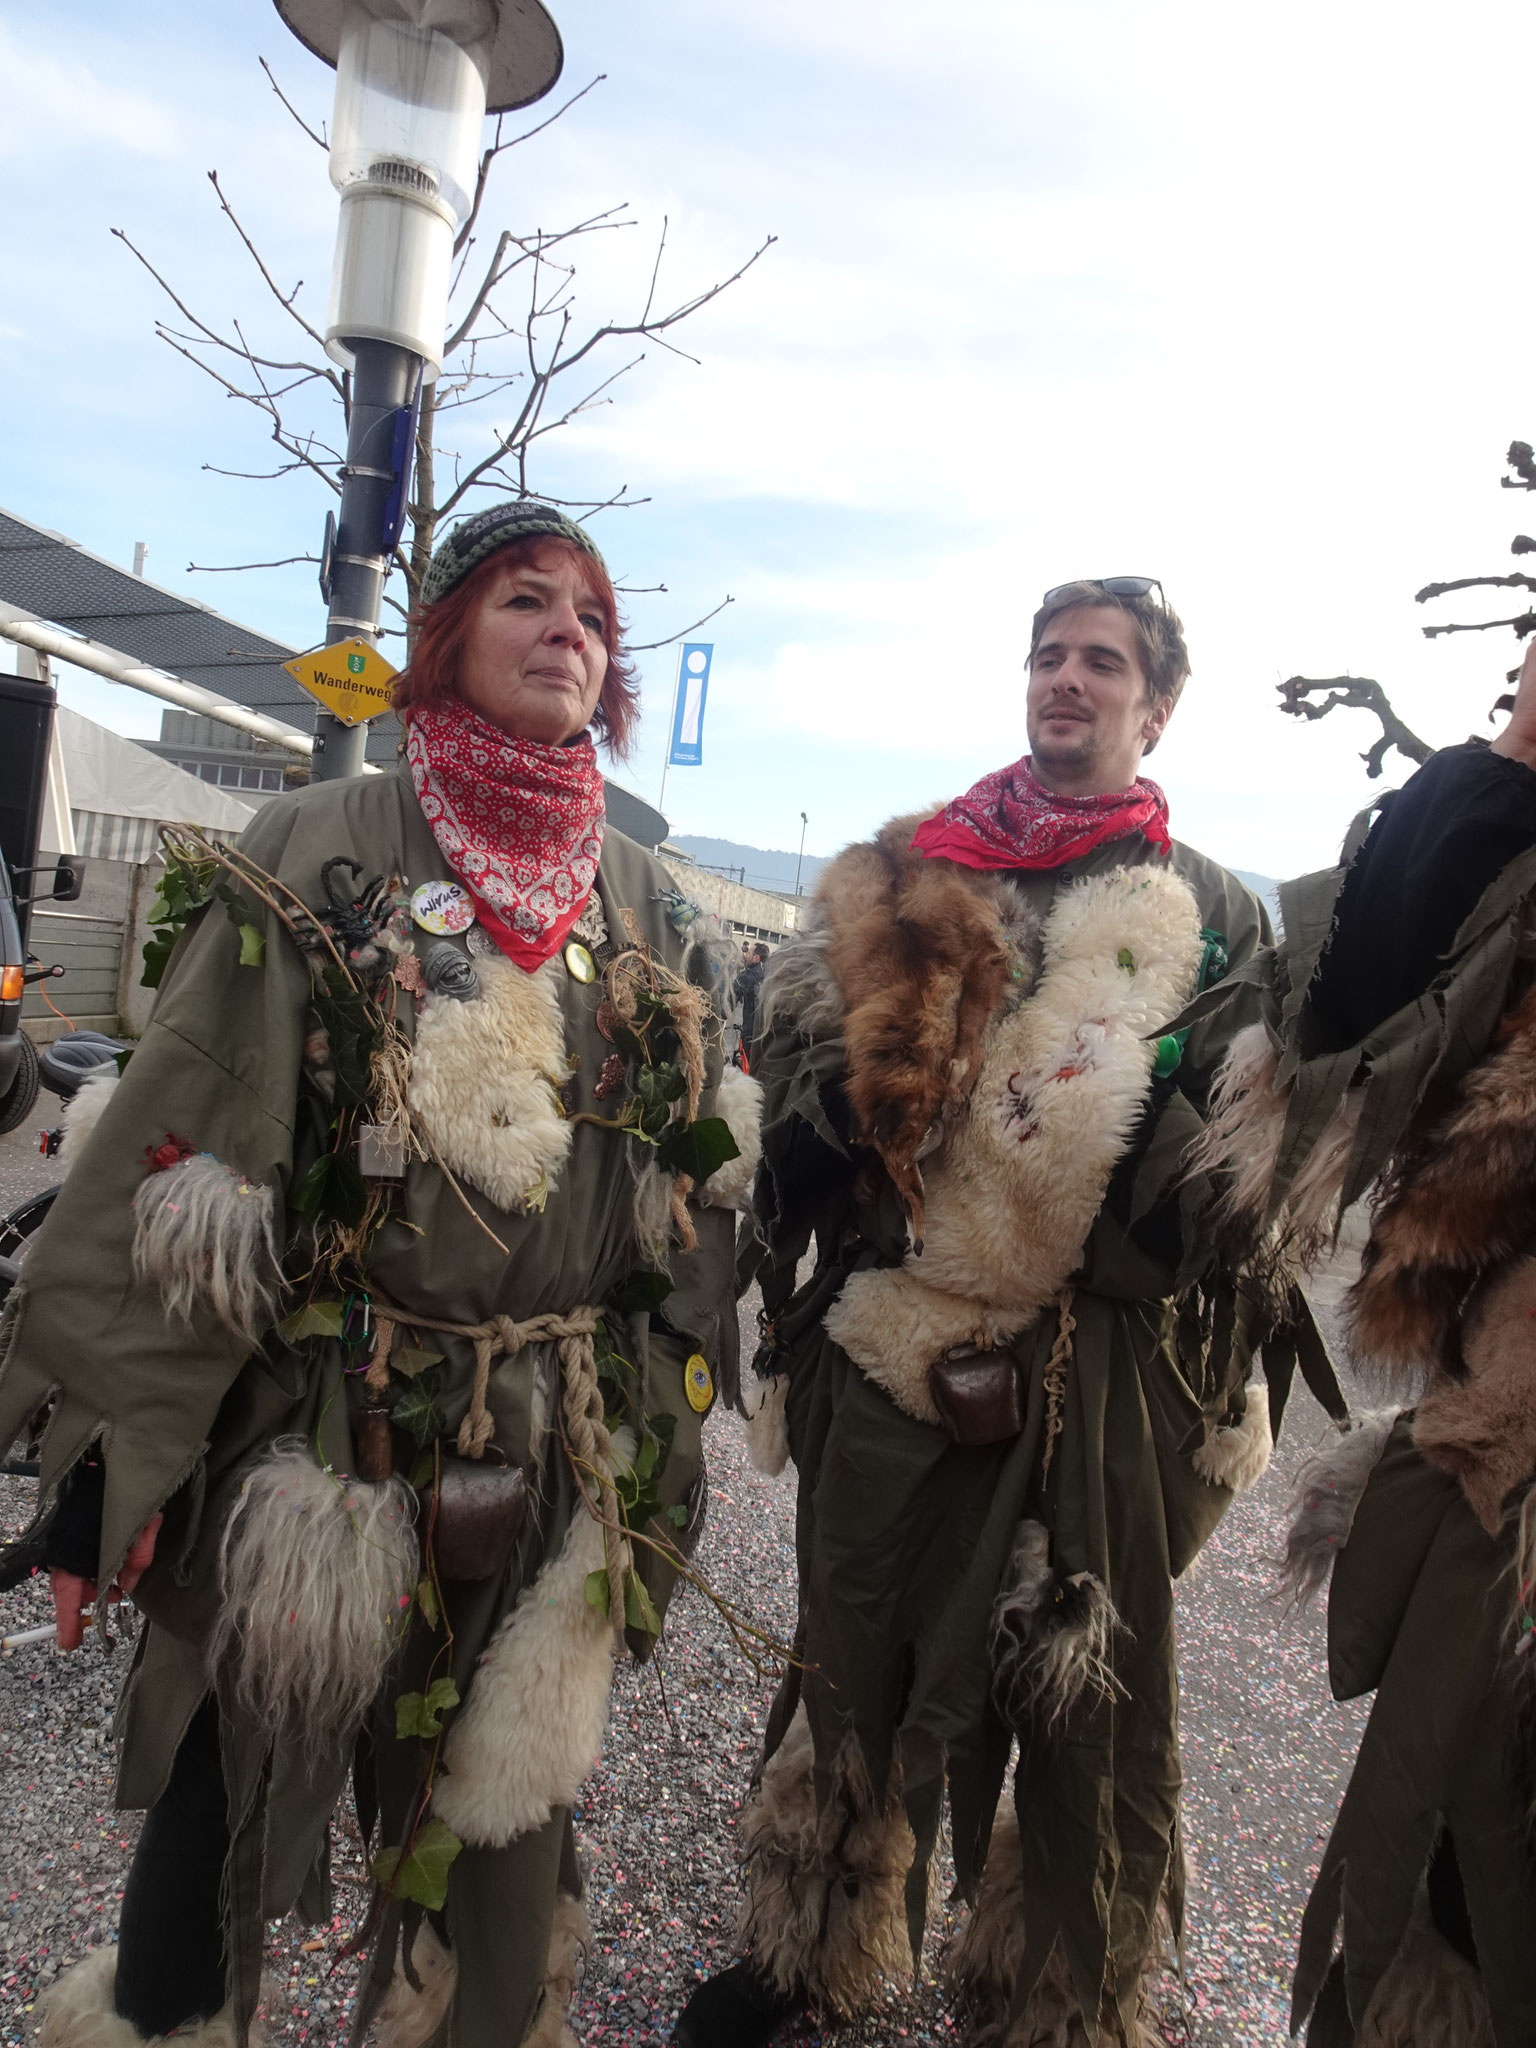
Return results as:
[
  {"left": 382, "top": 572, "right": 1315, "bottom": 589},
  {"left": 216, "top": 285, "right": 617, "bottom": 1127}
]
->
[{"left": 5, "top": 0, "right": 1535, "bottom": 877}]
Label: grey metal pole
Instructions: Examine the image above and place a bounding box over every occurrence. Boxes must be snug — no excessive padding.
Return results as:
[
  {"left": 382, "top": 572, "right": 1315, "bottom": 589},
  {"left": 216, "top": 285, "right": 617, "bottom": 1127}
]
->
[
  {"left": 794, "top": 811, "right": 808, "bottom": 895},
  {"left": 313, "top": 336, "right": 421, "bottom": 782}
]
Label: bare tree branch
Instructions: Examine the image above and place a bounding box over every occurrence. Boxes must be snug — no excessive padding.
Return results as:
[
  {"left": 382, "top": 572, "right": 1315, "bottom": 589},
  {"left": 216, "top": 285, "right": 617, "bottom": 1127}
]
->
[
  {"left": 207, "top": 171, "right": 329, "bottom": 352},
  {"left": 1416, "top": 573, "right": 1536, "bottom": 602},
  {"left": 627, "top": 595, "right": 734, "bottom": 653},
  {"left": 1422, "top": 611, "right": 1536, "bottom": 640},
  {"left": 259, "top": 57, "right": 326, "bottom": 150},
  {"left": 453, "top": 75, "right": 606, "bottom": 254},
  {"left": 1503, "top": 441, "right": 1536, "bottom": 490},
  {"left": 188, "top": 555, "right": 319, "bottom": 573},
  {"left": 1277, "top": 675, "right": 1433, "bottom": 778}
]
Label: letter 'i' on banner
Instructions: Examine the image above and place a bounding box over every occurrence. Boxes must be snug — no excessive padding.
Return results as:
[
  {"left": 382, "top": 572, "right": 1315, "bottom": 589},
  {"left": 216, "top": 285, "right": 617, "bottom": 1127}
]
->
[{"left": 668, "top": 643, "right": 713, "bottom": 766}]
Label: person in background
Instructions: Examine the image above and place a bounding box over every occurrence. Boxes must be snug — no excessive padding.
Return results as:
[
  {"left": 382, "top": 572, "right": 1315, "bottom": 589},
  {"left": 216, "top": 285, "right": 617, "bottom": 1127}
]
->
[{"left": 736, "top": 942, "right": 769, "bottom": 1068}]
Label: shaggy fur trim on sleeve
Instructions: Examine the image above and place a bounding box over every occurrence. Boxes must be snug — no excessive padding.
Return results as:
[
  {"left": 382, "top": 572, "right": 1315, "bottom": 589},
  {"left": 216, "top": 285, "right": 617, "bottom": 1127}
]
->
[
  {"left": 988, "top": 1519, "right": 1125, "bottom": 1733},
  {"left": 207, "top": 1443, "right": 418, "bottom": 1768},
  {"left": 699, "top": 1066, "right": 763, "bottom": 1211},
  {"left": 1276, "top": 1411, "right": 1399, "bottom": 1611},
  {"left": 1350, "top": 985, "right": 1536, "bottom": 1378},
  {"left": 744, "top": 1373, "right": 790, "bottom": 1477},
  {"left": 757, "top": 913, "right": 843, "bottom": 1042},
  {"left": 1191, "top": 1379, "right": 1273, "bottom": 1492},
  {"left": 433, "top": 1499, "right": 619, "bottom": 1849},
  {"left": 131, "top": 1152, "right": 280, "bottom": 1347},
  {"left": 735, "top": 1703, "right": 915, "bottom": 2013},
  {"left": 55, "top": 1066, "right": 118, "bottom": 1174},
  {"left": 1412, "top": 1256, "right": 1536, "bottom": 1535}
]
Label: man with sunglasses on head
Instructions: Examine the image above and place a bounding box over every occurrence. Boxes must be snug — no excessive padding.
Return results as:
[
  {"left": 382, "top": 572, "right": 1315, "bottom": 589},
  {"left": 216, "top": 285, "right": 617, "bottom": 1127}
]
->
[{"left": 676, "top": 578, "right": 1316, "bottom": 2047}]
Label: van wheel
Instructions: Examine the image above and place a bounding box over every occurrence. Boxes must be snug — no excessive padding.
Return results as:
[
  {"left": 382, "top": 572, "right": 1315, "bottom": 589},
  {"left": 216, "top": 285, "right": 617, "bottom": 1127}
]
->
[{"left": 0, "top": 1034, "right": 40, "bottom": 1134}]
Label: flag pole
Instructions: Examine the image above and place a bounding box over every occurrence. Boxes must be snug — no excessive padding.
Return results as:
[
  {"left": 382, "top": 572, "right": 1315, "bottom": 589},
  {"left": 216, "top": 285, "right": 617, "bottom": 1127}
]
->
[{"left": 658, "top": 643, "right": 684, "bottom": 817}]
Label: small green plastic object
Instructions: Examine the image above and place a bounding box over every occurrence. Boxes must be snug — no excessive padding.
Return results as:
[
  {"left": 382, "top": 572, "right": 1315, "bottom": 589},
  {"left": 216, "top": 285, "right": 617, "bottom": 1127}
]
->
[
  {"left": 1116, "top": 947, "right": 1137, "bottom": 972},
  {"left": 1152, "top": 1033, "right": 1184, "bottom": 1079}
]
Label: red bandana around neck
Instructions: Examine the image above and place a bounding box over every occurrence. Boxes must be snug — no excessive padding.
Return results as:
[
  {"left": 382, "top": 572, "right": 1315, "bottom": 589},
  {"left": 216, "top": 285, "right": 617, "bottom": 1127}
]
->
[
  {"left": 909, "top": 754, "right": 1170, "bottom": 872},
  {"left": 406, "top": 699, "right": 606, "bottom": 970}
]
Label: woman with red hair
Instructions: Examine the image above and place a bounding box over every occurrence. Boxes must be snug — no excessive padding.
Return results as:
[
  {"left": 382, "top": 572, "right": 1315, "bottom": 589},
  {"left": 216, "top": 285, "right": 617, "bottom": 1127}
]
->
[{"left": 7, "top": 502, "right": 758, "bottom": 2048}]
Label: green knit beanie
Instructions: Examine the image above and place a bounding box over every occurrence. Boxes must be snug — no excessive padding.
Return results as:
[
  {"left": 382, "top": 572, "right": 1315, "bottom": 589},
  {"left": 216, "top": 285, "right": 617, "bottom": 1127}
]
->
[{"left": 420, "top": 500, "right": 606, "bottom": 608}]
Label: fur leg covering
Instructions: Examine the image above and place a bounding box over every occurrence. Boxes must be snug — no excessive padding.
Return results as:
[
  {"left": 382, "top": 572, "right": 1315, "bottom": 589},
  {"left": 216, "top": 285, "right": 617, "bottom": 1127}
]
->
[
  {"left": 989, "top": 1521, "right": 1124, "bottom": 1732},
  {"left": 947, "top": 1801, "right": 1165, "bottom": 2046},
  {"left": 57, "top": 1065, "right": 119, "bottom": 1173},
  {"left": 433, "top": 1501, "right": 617, "bottom": 1848},
  {"left": 736, "top": 1704, "right": 916, "bottom": 2014},
  {"left": 744, "top": 1374, "right": 790, "bottom": 1477},
  {"left": 1354, "top": 1903, "right": 1495, "bottom": 2047},
  {"left": 1191, "top": 1379, "right": 1273, "bottom": 1491},
  {"left": 207, "top": 1442, "right": 417, "bottom": 1766},
  {"left": 699, "top": 1065, "right": 764, "bottom": 1210},
  {"left": 38, "top": 1947, "right": 267, "bottom": 2048},
  {"left": 1412, "top": 1257, "right": 1536, "bottom": 1535},
  {"left": 1276, "top": 1412, "right": 1398, "bottom": 1611},
  {"left": 131, "top": 1153, "right": 278, "bottom": 1346},
  {"left": 407, "top": 952, "right": 572, "bottom": 1214},
  {"left": 371, "top": 1891, "right": 590, "bottom": 2048}
]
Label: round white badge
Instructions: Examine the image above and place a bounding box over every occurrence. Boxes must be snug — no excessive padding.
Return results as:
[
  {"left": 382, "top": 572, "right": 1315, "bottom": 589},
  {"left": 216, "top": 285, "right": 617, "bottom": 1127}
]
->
[{"left": 411, "top": 879, "right": 475, "bottom": 936}]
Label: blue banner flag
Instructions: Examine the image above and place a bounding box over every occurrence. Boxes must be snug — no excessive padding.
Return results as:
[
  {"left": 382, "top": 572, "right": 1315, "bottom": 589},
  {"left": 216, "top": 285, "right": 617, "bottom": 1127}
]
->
[{"left": 668, "top": 642, "right": 713, "bottom": 767}]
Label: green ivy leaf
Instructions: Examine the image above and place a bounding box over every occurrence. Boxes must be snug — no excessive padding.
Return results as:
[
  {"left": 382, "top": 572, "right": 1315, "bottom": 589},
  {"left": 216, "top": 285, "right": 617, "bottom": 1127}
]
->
[
  {"left": 393, "top": 1346, "right": 444, "bottom": 1379},
  {"left": 612, "top": 1268, "right": 675, "bottom": 1317},
  {"left": 372, "top": 1817, "right": 462, "bottom": 1912},
  {"left": 278, "top": 1299, "right": 346, "bottom": 1344},
  {"left": 415, "top": 1574, "right": 440, "bottom": 1629},
  {"left": 666, "top": 1502, "right": 689, "bottom": 1529},
  {"left": 655, "top": 1115, "right": 741, "bottom": 1183},
  {"left": 236, "top": 923, "right": 265, "bottom": 968},
  {"left": 140, "top": 927, "right": 178, "bottom": 990},
  {"left": 584, "top": 1567, "right": 611, "bottom": 1617},
  {"left": 648, "top": 1410, "right": 677, "bottom": 1482},
  {"left": 623, "top": 1570, "right": 663, "bottom": 1637},
  {"left": 290, "top": 1149, "right": 369, "bottom": 1227},
  {"left": 394, "top": 1676, "right": 460, "bottom": 1739},
  {"left": 391, "top": 1371, "right": 445, "bottom": 1448},
  {"left": 409, "top": 1452, "right": 435, "bottom": 1490}
]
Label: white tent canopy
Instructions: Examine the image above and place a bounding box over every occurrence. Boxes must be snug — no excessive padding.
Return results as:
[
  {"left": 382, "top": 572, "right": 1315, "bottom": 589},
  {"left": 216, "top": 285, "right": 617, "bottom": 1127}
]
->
[{"left": 47, "top": 704, "right": 255, "bottom": 862}]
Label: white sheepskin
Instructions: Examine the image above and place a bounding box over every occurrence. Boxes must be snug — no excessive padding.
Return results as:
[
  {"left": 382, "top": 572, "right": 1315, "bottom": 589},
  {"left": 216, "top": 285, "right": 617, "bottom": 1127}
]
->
[
  {"left": 826, "top": 867, "right": 1204, "bottom": 1417},
  {"left": 433, "top": 1497, "right": 619, "bottom": 1848},
  {"left": 56, "top": 1066, "right": 119, "bottom": 1174},
  {"left": 699, "top": 1066, "right": 764, "bottom": 1211},
  {"left": 407, "top": 952, "right": 572, "bottom": 1215},
  {"left": 372, "top": 1890, "right": 589, "bottom": 2048},
  {"left": 207, "top": 1443, "right": 418, "bottom": 1766},
  {"left": 1277, "top": 1411, "right": 1399, "bottom": 1611},
  {"left": 1192, "top": 1379, "right": 1274, "bottom": 1491},
  {"left": 131, "top": 1152, "right": 279, "bottom": 1347},
  {"left": 37, "top": 1945, "right": 266, "bottom": 2047},
  {"left": 745, "top": 1373, "right": 790, "bottom": 1477}
]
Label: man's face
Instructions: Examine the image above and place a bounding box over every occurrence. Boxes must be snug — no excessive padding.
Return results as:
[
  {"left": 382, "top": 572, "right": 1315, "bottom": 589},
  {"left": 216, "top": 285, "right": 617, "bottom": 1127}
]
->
[{"left": 1025, "top": 604, "right": 1172, "bottom": 794}]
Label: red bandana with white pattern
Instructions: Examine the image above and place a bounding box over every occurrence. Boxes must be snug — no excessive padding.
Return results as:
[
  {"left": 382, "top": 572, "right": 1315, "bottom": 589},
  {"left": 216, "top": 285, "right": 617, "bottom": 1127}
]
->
[
  {"left": 405, "top": 698, "right": 605, "bottom": 970},
  {"left": 909, "top": 754, "right": 1169, "bottom": 871}
]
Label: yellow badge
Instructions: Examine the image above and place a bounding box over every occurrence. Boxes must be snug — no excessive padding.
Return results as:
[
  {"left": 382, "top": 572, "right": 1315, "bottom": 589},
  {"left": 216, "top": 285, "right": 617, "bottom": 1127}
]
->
[
  {"left": 684, "top": 1353, "right": 714, "bottom": 1413},
  {"left": 564, "top": 940, "right": 597, "bottom": 983}
]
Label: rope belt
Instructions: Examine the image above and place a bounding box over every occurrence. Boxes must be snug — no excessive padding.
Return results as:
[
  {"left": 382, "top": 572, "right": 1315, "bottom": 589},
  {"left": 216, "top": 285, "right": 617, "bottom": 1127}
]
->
[
  {"left": 1039, "top": 1285, "right": 1077, "bottom": 1483},
  {"left": 365, "top": 1297, "right": 627, "bottom": 1643}
]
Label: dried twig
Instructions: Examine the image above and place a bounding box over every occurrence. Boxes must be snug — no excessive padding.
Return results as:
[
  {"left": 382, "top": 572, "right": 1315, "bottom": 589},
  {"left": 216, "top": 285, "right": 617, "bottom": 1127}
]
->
[{"left": 1277, "top": 675, "right": 1432, "bottom": 779}]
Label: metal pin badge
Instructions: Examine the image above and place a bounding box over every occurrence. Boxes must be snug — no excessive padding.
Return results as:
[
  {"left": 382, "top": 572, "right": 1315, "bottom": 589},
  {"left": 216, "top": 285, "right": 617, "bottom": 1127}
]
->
[
  {"left": 358, "top": 1124, "right": 406, "bottom": 1179},
  {"left": 684, "top": 1353, "right": 714, "bottom": 1413},
  {"left": 563, "top": 940, "right": 597, "bottom": 983},
  {"left": 411, "top": 878, "right": 475, "bottom": 935}
]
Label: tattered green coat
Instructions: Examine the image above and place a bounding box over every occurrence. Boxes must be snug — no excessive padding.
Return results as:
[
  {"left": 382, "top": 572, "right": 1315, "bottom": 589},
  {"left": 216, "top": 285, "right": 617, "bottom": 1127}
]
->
[
  {"left": 743, "top": 829, "right": 1305, "bottom": 2036},
  {"left": 0, "top": 766, "right": 741, "bottom": 2042}
]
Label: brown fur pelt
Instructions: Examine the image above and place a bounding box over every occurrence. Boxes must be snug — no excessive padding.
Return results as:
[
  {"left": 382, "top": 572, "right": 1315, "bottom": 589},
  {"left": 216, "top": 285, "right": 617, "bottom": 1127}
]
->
[
  {"left": 1411, "top": 1258, "right": 1536, "bottom": 1535},
  {"left": 1350, "top": 982, "right": 1536, "bottom": 1379},
  {"left": 1353, "top": 1900, "right": 1495, "bottom": 2047},
  {"left": 946, "top": 1797, "right": 1171, "bottom": 2046},
  {"left": 736, "top": 1703, "right": 916, "bottom": 2014},
  {"left": 816, "top": 813, "right": 1013, "bottom": 1239}
]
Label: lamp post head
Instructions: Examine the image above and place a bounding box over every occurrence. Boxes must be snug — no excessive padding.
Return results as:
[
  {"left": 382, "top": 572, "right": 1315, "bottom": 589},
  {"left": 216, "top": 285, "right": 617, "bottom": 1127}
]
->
[
  {"left": 275, "top": 0, "right": 564, "bottom": 373},
  {"left": 273, "top": 0, "right": 563, "bottom": 114}
]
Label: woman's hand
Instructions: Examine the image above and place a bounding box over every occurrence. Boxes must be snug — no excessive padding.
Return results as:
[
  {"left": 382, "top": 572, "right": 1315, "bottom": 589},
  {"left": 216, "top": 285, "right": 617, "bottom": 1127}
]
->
[
  {"left": 1491, "top": 639, "right": 1536, "bottom": 771},
  {"left": 49, "top": 1514, "right": 162, "bottom": 1651}
]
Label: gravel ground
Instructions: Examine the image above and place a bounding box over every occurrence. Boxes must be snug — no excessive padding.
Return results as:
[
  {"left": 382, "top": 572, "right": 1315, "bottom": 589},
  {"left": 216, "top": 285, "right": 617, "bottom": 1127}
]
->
[{"left": 0, "top": 1108, "right": 1368, "bottom": 2045}]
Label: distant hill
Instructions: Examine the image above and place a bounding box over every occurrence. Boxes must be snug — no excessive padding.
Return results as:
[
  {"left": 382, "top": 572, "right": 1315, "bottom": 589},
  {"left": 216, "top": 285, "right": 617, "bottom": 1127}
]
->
[
  {"left": 672, "top": 836, "right": 1281, "bottom": 916},
  {"left": 669, "top": 835, "right": 827, "bottom": 897}
]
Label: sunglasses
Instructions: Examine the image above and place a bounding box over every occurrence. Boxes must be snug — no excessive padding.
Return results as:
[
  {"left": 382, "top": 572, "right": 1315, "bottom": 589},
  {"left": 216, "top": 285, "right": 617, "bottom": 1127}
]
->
[{"left": 1042, "top": 576, "right": 1165, "bottom": 608}]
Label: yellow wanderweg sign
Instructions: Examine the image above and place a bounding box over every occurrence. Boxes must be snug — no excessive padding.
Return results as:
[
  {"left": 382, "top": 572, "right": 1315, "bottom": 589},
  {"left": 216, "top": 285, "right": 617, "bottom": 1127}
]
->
[{"left": 283, "top": 637, "right": 398, "bottom": 726}]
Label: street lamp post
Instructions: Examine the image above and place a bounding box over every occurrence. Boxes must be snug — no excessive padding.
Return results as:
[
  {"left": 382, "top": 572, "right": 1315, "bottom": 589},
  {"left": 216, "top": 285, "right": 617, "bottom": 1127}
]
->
[
  {"left": 794, "top": 810, "right": 808, "bottom": 896},
  {"left": 272, "top": 0, "right": 564, "bottom": 779}
]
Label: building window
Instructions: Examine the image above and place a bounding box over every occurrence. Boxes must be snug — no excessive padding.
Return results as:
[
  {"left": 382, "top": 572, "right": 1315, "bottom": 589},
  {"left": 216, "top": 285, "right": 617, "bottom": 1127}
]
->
[
  {"left": 240, "top": 766, "right": 263, "bottom": 789},
  {"left": 198, "top": 763, "right": 220, "bottom": 783},
  {"left": 260, "top": 768, "right": 282, "bottom": 791},
  {"left": 219, "top": 764, "right": 242, "bottom": 787}
]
